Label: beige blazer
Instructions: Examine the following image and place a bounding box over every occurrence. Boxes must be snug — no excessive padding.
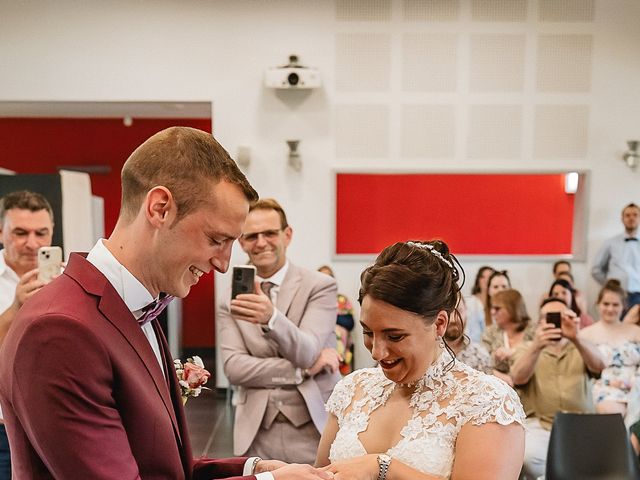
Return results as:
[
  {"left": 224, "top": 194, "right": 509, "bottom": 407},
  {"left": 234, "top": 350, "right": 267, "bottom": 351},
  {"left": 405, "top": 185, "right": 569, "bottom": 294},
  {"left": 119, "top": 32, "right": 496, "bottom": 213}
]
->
[{"left": 218, "top": 263, "right": 339, "bottom": 456}]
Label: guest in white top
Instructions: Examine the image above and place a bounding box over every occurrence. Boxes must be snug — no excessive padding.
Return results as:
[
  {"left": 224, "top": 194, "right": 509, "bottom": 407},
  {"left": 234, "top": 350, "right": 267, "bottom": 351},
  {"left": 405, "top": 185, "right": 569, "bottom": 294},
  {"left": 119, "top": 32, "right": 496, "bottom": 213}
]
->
[{"left": 465, "top": 265, "right": 494, "bottom": 343}]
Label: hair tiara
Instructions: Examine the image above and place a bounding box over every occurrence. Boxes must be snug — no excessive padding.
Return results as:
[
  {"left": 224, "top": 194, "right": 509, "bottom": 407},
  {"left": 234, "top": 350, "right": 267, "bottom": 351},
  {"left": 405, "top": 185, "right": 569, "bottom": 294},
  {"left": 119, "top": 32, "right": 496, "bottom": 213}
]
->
[{"left": 406, "top": 241, "right": 453, "bottom": 269}]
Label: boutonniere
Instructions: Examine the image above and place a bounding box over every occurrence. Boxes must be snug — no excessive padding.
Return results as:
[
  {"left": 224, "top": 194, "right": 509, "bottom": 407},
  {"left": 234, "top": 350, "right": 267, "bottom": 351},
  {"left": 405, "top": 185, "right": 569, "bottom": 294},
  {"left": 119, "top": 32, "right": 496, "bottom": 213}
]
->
[{"left": 173, "top": 356, "right": 211, "bottom": 405}]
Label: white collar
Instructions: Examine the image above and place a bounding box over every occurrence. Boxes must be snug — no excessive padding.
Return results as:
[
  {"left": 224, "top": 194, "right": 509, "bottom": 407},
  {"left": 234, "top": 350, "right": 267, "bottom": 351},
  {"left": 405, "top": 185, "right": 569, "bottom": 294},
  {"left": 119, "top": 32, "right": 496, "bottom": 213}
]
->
[
  {"left": 86, "top": 239, "right": 155, "bottom": 313},
  {"left": 257, "top": 260, "right": 289, "bottom": 287}
]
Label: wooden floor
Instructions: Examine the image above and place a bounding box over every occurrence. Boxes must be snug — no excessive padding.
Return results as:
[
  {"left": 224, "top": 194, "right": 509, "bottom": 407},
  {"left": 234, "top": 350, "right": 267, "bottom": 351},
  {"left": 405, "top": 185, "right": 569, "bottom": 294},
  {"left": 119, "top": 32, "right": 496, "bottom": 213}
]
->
[{"left": 185, "top": 389, "right": 235, "bottom": 458}]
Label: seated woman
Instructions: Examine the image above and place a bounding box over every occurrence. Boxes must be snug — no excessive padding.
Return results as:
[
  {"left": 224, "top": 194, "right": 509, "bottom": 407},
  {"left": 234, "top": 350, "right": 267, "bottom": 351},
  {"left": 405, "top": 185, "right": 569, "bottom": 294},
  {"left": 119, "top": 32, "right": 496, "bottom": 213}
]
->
[
  {"left": 316, "top": 240, "right": 525, "bottom": 480},
  {"left": 548, "top": 278, "right": 594, "bottom": 327},
  {"left": 483, "top": 270, "right": 511, "bottom": 328},
  {"left": 464, "top": 266, "right": 495, "bottom": 343},
  {"left": 556, "top": 270, "right": 590, "bottom": 317},
  {"left": 318, "top": 264, "right": 356, "bottom": 375},
  {"left": 481, "top": 289, "right": 535, "bottom": 387},
  {"left": 580, "top": 279, "right": 640, "bottom": 418},
  {"left": 445, "top": 296, "right": 492, "bottom": 374}
]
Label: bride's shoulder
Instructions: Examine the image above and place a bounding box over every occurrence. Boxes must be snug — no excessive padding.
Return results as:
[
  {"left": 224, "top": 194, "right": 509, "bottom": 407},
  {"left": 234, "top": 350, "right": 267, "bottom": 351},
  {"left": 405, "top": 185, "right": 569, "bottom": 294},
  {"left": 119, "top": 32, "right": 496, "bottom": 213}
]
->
[
  {"left": 452, "top": 361, "right": 520, "bottom": 397},
  {"left": 450, "top": 363, "right": 525, "bottom": 426},
  {"left": 326, "top": 367, "right": 386, "bottom": 415},
  {"left": 339, "top": 366, "right": 385, "bottom": 388}
]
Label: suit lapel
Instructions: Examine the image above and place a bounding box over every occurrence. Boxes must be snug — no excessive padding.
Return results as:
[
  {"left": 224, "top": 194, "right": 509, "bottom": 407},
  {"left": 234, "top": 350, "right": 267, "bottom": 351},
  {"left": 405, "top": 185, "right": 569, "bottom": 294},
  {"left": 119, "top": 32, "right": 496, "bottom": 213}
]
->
[
  {"left": 152, "top": 320, "right": 193, "bottom": 477},
  {"left": 276, "top": 263, "right": 301, "bottom": 321},
  {"left": 64, "top": 254, "right": 182, "bottom": 451}
]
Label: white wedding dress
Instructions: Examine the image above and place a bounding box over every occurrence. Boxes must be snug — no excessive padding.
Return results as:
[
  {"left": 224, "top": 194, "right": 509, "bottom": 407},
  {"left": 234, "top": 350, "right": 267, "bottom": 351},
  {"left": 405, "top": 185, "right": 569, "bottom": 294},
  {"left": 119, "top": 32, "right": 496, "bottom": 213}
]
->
[{"left": 326, "top": 351, "right": 525, "bottom": 478}]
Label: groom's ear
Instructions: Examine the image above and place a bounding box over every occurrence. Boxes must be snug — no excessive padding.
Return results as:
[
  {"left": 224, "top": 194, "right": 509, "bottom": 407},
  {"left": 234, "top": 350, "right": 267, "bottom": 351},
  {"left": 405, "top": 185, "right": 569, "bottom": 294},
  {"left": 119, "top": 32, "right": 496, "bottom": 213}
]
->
[{"left": 145, "top": 186, "right": 175, "bottom": 227}]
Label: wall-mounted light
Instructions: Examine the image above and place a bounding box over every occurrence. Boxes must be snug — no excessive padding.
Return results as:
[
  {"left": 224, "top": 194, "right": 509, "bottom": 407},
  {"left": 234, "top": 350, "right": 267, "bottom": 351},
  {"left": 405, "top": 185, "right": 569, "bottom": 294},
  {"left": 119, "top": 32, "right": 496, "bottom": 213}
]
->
[
  {"left": 623, "top": 140, "right": 639, "bottom": 170},
  {"left": 564, "top": 171, "right": 579, "bottom": 194},
  {"left": 287, "top": 140, "right": 301, "bottom": 171}
]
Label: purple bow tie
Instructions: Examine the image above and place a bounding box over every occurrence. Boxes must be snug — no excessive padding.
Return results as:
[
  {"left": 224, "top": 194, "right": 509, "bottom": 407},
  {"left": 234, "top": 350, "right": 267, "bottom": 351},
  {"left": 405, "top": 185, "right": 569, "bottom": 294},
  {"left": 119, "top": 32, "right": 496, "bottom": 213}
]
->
[{"left": 138, "top": 294, "right": 175, "bottom": 326}]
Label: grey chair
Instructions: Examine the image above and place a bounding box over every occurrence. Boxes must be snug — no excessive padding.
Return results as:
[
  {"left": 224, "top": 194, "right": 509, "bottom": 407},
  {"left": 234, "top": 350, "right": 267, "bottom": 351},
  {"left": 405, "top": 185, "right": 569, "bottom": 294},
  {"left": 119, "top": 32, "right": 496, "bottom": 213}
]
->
[{"left": 545, "top": 412, "right": 640, "bottom": 480}]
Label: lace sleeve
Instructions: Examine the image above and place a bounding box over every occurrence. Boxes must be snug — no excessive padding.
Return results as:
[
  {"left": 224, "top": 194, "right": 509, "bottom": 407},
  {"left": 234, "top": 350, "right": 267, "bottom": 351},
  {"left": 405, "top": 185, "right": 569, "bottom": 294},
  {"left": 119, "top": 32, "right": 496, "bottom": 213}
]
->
[
  {"left": 325, "top": 372, "right": 358, "bottom": 420},
  {"left": 463, "top": 374, "right": 526, "bottom": 427}
]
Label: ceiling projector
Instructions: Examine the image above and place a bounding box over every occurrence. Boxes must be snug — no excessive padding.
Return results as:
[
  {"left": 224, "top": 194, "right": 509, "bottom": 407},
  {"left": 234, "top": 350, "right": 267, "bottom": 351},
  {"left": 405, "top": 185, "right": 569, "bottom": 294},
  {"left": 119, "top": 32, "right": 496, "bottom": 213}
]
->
[{"left": 265, "top": 55, "right": 321, "bottom": 89}]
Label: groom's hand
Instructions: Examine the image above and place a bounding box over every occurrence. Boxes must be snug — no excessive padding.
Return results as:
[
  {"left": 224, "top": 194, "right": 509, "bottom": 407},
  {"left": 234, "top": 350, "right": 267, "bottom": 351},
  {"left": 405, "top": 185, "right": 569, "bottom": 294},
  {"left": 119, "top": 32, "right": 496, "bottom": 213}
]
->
[
  {"left": 268, "top": 463, "right": 334, "bottom": 479},
  {"left": 255, "top": 459, "right": 286, "bottom": 472}
]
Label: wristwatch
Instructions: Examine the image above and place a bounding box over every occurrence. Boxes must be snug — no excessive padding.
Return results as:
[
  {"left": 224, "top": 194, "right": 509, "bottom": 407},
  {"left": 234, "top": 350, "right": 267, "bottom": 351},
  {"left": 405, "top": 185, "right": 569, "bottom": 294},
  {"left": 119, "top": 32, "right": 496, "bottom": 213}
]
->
[{"left": 377, "top": 454, "right": 392, "bottom": 480}]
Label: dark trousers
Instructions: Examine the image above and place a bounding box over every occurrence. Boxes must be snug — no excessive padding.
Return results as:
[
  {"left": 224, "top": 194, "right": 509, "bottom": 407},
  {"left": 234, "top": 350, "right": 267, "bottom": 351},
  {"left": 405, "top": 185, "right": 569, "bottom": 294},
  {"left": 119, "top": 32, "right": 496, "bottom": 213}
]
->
[{"left": 0, "top": 424, "right": 10, "bottom": 480}]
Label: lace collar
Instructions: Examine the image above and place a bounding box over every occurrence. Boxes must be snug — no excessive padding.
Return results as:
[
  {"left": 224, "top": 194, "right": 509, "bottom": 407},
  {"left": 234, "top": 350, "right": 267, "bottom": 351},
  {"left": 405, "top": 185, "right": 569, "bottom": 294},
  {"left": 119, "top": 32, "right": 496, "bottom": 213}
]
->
[{"left": 394, "top": 348, "right": 454, "bottom": 389}]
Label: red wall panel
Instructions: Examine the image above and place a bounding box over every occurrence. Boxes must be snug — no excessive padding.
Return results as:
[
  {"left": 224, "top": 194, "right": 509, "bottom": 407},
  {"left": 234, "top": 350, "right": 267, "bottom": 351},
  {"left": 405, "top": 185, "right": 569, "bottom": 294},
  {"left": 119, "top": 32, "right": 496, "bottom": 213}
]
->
[
  {"left": 0, "top": 118, "right": 215, "bottom": 348},
  {"left": 336, "top": 173, "right": 575, "bottom": 255}
]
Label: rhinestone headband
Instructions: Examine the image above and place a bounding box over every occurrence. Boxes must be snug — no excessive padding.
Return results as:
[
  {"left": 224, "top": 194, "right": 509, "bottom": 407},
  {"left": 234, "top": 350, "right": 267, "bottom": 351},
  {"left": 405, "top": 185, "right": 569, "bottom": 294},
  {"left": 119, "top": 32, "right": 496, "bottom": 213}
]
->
[{"left": 406, "top": 241, "right": 453, "bottom": 269}]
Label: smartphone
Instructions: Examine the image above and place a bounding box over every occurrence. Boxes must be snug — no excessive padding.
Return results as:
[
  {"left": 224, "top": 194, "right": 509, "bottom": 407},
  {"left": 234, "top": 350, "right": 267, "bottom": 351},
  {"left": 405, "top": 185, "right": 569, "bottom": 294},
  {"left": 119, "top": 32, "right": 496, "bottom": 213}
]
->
[
  {"left": 546, "top": 311, "right": 562, "bottom": 329},
  {"left": 231, "top": 265, "right": 256, "bottom": 299},
  {"left": 38, "top": 246, "right": 63, "bottom": 283}
]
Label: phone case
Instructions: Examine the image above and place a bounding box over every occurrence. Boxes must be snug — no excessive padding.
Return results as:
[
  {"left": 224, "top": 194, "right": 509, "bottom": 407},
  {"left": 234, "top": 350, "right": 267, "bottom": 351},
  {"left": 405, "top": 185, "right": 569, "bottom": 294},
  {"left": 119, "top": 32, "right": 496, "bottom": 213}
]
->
[
  {"left": 38, "top": 246, "right": 63, "bottom": 283},
  {"left": 231, "top": 266, "right": 255, "bottom": 299}
]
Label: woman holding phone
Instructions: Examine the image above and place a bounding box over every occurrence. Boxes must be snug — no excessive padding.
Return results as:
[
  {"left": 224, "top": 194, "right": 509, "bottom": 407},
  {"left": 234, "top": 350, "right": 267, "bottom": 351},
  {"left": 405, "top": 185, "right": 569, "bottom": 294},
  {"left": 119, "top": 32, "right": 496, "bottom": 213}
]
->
[{"left": 548, "top": 279, "right": 594, "bottom": 327}]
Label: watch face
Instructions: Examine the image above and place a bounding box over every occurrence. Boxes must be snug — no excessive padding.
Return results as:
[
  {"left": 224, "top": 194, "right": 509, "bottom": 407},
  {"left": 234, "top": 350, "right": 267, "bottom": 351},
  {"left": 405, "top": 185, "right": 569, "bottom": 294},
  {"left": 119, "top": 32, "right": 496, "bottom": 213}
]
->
[{"left": 378, "top": 454, "right": 391, "bottom": 463}]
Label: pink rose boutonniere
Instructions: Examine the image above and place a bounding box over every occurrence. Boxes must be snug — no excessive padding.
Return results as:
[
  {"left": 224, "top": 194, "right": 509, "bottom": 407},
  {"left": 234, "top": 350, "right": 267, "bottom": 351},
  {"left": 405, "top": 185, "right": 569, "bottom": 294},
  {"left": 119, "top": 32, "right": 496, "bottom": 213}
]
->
[{"left": 173, "top": 356, "right": 211, "bottom": 405}]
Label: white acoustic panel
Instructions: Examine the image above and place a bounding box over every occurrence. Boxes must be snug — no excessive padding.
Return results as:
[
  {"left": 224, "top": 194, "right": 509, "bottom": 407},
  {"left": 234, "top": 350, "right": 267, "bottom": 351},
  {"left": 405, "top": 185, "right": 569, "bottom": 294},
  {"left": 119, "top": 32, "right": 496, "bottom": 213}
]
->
[
  {"left": 336, "top": 33, "right": 391, "bottom": 91},
  {"left": 534, "top": 105, "right": 589, "bottom": 158},
  {"left": 336, "top": 0, "right": 392, "bottom": 21},
  {"left": 470, "top": 34, "right": 525, "bottom": 92},
  {"left": 402, "top": 34, "right": 458, "bottom": 92},
  {"left": 403, "top": 0, "right": 460, "bottom": 21},
  {"left": 401, "top": 104, "right": 455, "bottom": 158},
  {"left": 537, "top": 34, "right": 593, "bottom": 92},
  {"left": 539, "top": 0, "right": 595, "bottom": 22},
  {"left": 335, "top": 105, "right": 390, "bottom": 158},
  {"left": 467, "top": 105, "right": 522, "bottom": 159},
  {"left": 471, "top": 0, "right": 527, "bottom": 22}
]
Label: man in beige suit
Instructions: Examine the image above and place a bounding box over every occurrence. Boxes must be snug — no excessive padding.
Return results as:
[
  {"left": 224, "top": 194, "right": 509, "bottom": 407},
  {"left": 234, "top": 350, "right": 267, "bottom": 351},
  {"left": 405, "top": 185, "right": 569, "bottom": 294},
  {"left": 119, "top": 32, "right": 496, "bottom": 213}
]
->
[{"left": 219, "top": 198, "right": 340, "bottom": 464}]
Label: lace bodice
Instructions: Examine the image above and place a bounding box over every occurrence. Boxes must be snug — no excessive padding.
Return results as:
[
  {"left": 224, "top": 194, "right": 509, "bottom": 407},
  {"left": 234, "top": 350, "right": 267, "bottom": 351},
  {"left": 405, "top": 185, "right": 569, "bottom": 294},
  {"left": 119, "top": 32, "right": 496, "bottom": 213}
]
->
[{"left": 326, "top": 352, "right": 525, "bottom": 478}]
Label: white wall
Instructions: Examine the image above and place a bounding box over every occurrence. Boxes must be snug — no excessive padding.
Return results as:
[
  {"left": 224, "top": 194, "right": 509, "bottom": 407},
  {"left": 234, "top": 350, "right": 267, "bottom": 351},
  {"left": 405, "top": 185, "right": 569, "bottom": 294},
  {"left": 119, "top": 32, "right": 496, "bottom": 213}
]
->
[{"left": 1, "top": 0, "right": 639, "bottom": 376}]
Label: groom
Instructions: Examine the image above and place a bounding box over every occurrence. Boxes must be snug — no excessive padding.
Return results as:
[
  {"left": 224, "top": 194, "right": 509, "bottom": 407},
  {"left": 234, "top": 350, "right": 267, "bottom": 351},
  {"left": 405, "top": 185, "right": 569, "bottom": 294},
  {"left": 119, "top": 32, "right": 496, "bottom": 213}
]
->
[{"left": 0, "top": 127, "right": 331, "bottom": 480}]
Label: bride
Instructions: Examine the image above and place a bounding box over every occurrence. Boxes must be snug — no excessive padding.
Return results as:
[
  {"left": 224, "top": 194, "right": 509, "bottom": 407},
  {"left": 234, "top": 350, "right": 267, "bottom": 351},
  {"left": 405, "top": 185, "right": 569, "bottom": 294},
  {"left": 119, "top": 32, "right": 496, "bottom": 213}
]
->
[{"left": 315, "top": 240, "right": 525, "bottom": 480}]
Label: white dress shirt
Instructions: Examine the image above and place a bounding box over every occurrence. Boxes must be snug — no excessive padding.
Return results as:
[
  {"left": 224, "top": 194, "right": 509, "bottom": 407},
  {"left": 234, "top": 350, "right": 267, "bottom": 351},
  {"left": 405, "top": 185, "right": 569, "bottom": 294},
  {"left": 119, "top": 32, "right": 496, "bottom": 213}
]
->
[
  {"left": 592, "top": 233, "right": 640, "bottom": 292},
  {"left": 258, "top": 261, "right": 289, "bottom": 330}
]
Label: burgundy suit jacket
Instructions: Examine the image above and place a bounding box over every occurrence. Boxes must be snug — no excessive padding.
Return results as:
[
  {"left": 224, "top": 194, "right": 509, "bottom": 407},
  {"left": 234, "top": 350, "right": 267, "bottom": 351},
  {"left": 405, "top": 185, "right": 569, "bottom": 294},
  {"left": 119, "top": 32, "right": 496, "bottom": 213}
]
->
[{"left": 0, "top": 254, "right": 254, "bottom": 479}]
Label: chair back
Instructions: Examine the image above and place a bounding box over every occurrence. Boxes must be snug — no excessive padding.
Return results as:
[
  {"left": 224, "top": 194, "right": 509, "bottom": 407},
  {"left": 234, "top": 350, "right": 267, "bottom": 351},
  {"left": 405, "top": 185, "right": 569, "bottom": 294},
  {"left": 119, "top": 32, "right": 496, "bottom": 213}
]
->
[{"left": 545, "top": 412, "right": 640, "bottom": 480}]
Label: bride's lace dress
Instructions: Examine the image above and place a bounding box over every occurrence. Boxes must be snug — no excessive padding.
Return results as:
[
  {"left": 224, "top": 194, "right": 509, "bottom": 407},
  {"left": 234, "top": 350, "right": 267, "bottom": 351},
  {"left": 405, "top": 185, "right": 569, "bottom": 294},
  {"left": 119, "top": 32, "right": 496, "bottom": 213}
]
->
[{"left": 326, "top": 351, "right": 525, "bottom": 478}]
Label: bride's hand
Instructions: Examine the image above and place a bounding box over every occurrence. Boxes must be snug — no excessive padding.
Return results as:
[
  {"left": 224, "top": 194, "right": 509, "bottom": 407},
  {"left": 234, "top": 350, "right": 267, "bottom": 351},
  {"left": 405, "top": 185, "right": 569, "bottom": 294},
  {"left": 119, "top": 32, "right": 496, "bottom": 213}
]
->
[{"left": 321, "top": 454, "right": 378, "bottom": 480}]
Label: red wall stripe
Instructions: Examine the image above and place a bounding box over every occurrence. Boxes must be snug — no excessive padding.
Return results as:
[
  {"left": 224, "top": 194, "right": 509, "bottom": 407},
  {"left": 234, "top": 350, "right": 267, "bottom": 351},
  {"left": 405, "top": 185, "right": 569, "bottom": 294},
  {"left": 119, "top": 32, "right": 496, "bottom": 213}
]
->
[{"left": 336, "top": 173, "right": 574, "bottom": 255}]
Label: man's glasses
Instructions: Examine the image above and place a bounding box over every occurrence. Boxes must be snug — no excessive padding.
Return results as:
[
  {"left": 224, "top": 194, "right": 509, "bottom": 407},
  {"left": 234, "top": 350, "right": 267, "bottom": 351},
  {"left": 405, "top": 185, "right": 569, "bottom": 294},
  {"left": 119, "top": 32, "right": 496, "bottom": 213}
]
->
[{"left": 241, "top": 229, "right": 282, "bottom": 242}]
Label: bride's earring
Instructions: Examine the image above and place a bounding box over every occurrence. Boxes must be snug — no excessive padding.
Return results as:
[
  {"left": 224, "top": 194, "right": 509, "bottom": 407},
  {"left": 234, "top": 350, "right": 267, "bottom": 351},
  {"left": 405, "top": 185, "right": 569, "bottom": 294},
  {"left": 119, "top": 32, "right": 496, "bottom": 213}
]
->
[{"left": 436, "top": 335, "right": 445, "bottom": 349}]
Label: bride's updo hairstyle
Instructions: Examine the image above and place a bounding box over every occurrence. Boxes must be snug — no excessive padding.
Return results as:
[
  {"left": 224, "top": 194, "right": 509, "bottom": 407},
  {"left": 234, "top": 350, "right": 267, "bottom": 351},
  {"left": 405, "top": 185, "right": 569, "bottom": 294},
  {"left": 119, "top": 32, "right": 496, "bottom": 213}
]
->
[{"left": 358, "top": 239, "right": 464, "bottom": 322}]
